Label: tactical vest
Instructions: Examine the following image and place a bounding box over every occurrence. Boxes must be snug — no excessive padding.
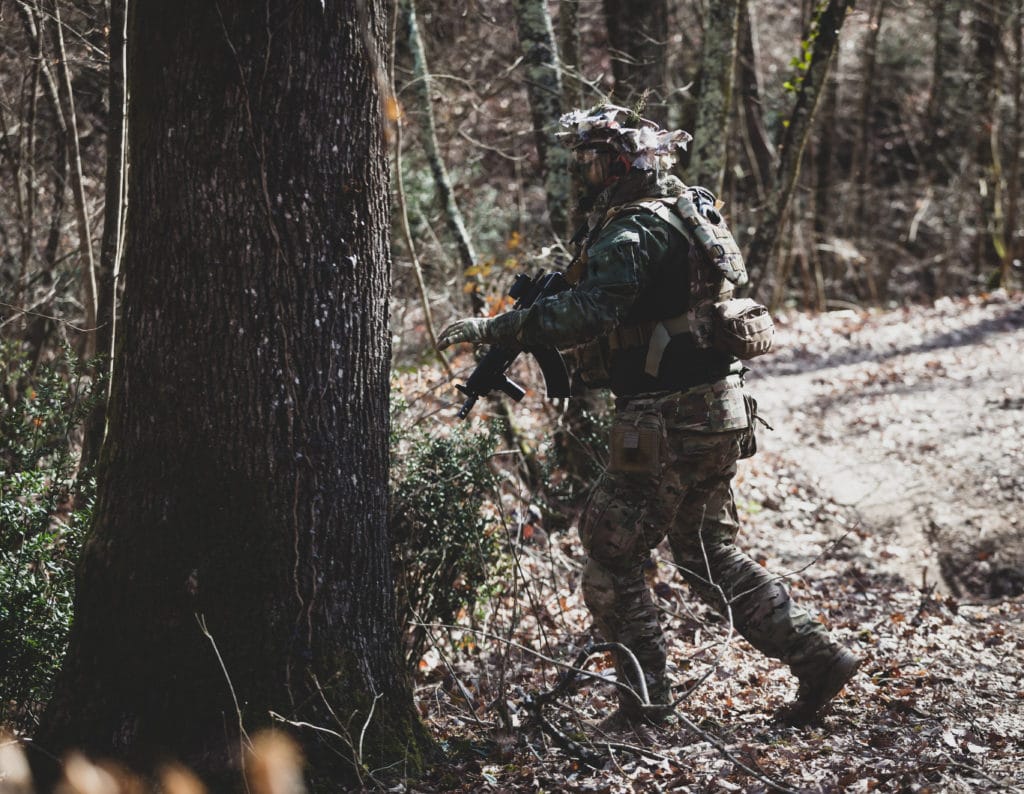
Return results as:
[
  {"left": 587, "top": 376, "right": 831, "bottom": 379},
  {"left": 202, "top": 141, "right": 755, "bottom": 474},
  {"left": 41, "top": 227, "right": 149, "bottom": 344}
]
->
[{"left": 570, "top": 186, "right": 772, "bottom": 394}]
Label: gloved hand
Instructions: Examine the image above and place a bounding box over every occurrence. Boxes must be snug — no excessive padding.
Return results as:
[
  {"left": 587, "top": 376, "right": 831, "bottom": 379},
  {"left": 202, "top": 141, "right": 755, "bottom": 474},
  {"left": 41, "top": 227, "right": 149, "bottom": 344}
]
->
[{"left": 436, "top": 317, "right": 495, "bottom": 351}]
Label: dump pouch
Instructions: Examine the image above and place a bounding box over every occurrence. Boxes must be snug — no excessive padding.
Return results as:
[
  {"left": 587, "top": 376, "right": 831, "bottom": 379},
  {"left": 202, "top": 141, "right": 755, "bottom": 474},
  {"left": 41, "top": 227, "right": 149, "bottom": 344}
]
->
[{"left": 711, "top": 298, "right": 775, "bottom": 359}]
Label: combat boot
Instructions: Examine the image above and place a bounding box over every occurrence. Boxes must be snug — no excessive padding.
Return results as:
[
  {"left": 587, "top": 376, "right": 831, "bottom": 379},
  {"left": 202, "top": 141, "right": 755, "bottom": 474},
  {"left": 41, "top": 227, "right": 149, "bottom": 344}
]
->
[{"left": 781, "top": 648, "right": 861, "bottom": 726}]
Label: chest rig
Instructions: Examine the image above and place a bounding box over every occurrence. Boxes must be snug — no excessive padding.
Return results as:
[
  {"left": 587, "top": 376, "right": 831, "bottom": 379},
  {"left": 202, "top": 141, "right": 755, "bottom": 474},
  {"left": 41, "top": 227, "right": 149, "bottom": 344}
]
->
[{"left": 572, "top": 186, "right": 750, "bottom": 380}]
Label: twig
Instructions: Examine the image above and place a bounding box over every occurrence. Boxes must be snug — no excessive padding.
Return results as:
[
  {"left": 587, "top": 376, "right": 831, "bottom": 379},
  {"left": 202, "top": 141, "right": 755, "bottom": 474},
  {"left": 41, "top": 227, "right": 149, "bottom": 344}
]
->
[
  {"left": 941, "top": 751, "right": 1023, "bottom": 793},
  {"left": 196, "top": 613, "right": 253, "bottom": 794},
  {"left": 269, "top": 711, "right": 345, "bottom": 743},
  {"left": 521, "top": 640, "right": 797, "bottom": 793},
  {"left": 670, "top": 712, "right": 798, "bottom": 794},
  {"left": 357, "top": 691, "right": 383, "bottom": 774},
  {"left": 666, "top": 527, "right": 857, "bottom": 606},
  {"left": 410, "top": 623, "right": 649, "bottom": 704},
  {"left": 409, "top": 609, "right": 488, "bottom": 729}
]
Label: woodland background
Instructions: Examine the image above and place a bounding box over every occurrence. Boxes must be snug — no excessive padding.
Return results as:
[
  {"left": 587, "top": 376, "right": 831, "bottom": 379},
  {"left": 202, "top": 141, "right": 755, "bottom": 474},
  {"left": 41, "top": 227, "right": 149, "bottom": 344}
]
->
[{"left": 1, "top": 0, "right": 1022, "bottom": 791}]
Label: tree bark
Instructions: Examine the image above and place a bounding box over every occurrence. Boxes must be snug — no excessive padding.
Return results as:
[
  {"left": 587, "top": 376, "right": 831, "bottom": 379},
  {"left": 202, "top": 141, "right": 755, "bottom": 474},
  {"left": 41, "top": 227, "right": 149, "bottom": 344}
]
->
[
  {"left": 744, "top": 0, "right": 854, "bottom": 302},
  {"left": 33, "top": 1, "right": 427, "bottom": 789},
  {"left": 515, "top": 0, "right": 570, "bottom": 237},
  {"left": 688, "top": 0, "right": 741, "bottom": 194}
]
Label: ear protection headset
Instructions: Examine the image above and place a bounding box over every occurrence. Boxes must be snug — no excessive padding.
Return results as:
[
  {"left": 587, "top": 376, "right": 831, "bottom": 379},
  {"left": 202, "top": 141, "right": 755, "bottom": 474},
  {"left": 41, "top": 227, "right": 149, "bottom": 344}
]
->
[{"left": 609, "top": 153, "right": 632, "bottom": 178}]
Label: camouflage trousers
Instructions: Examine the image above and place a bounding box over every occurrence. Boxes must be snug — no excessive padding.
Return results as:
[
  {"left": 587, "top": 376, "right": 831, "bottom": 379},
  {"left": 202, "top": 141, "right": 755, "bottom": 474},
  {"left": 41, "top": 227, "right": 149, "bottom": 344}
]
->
[{"left": 579, "top": 380, "right": 844, "bottom": 710}]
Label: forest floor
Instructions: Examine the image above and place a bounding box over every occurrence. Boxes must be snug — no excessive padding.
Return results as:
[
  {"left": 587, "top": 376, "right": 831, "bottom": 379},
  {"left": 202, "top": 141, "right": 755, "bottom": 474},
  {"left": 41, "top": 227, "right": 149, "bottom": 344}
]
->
[{"left": 400, "top": 291, "right": 1024, "bottom": 793}]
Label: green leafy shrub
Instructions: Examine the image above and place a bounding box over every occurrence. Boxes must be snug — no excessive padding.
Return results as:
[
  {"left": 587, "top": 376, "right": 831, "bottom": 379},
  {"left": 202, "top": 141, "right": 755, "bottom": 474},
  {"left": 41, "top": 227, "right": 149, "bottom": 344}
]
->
[
  {"left": 0, "top": 342, "right": 98, "bottom": 729},
  {"left": 390, "top": 396, "right": 501, "bottom": 670}
]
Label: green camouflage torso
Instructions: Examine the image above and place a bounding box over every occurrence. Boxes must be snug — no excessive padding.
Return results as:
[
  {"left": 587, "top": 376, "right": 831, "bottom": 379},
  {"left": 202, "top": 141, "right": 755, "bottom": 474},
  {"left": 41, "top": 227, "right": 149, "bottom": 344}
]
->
[{"left": 487, "top": 183, "right": 738, "bottom": 396}]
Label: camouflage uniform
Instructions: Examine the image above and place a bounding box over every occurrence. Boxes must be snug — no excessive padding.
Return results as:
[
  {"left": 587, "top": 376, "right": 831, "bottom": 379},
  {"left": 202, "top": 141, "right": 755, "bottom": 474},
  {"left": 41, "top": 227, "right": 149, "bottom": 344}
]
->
[{"left": 481, "top": 170, "right": 851, "bottom": 716}]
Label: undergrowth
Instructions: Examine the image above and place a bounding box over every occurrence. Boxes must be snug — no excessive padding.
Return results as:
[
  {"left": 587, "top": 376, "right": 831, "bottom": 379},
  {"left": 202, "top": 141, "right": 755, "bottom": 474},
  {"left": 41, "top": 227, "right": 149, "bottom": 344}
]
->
[
  {"left": 0, "top": 342, "right": 99, "bottom": 730},
  {"left": 390, "top": 394, "right": 503, "bottom": 670}
]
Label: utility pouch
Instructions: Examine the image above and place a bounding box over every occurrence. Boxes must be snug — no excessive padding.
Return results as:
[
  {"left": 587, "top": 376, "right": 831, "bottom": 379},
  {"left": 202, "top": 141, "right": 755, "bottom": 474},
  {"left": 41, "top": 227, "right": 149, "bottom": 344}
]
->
[
  {"left": 572, "top": 338, "right": 611, "bottom": 388},
  {"left": 739, "top": 393, "right": 770, "bottom": 459},
  {"left": 609, "top": 422, "right": 663, "bottom": 476},
  {"left": 712, "top": 298, "right": 775, "bottom": 359}
]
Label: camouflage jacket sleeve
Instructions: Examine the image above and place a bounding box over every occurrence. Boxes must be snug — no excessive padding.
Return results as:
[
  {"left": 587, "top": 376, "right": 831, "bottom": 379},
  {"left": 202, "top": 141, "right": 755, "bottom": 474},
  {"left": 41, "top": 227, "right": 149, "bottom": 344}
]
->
[{"left": 487, "top": 213, "right": 674, "bottom": 349}]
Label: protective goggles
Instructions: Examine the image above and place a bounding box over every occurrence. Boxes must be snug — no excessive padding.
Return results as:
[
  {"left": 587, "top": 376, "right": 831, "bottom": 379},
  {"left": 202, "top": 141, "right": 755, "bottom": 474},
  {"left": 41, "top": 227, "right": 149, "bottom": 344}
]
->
[{"left": 572, "top": 147, "right": 614, "bottom": 165}]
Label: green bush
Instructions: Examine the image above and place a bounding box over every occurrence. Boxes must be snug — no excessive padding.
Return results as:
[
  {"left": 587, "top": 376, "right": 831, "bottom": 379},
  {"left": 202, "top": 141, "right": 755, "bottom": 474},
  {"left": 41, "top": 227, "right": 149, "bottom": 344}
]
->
[
  {"left": 0, "top": 342, "right": 98, "bottom": 729},
  {"left": 390, "top": 396, "right": 501, "bottom": 670}
]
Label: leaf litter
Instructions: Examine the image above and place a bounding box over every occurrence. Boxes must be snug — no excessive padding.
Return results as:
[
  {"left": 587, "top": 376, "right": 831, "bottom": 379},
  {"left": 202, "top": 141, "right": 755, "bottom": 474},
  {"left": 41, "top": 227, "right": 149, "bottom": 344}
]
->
[{"left": 398, "top": 292, "right": 1024, "bottom": 793}]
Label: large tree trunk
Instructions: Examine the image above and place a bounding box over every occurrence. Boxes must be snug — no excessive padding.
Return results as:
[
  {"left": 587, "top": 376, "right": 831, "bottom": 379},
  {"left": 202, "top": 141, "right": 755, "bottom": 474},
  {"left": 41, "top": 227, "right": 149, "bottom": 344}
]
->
[
  {"left": 32, "top": 1, "right": 427, "bottom": 790},
  {"left": 744, "top": 0, "right": 854, "bottom": 302},
  {"left": 688, "top": 0, "right": 741, "bottom": 194},
  {"left": 515, "top": 0, "right": 570, "bottom": 237}
]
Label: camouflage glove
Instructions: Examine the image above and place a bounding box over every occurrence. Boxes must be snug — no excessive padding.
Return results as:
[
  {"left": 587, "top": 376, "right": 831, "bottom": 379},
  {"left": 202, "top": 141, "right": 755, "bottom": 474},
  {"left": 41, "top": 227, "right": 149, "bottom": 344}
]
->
[
  {"left": 436, "top": 317, "right": 497, "bottom": 350},
  {"left": 437, "top": 312, "right": 525, "bottom": 351}
]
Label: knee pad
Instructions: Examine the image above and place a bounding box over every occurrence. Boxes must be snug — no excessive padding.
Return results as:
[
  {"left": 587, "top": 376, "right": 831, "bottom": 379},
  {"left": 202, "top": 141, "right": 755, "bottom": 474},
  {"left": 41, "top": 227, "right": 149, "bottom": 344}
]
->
[{"left": 581, "top": 560, "right": 618, "bottom": 615}]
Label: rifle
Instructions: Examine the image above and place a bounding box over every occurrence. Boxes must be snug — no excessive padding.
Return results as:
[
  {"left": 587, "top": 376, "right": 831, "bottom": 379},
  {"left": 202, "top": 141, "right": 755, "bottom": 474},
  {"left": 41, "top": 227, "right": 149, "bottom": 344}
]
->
[{"left": 455, "top": 271, "right": 572, "bottom": 419}]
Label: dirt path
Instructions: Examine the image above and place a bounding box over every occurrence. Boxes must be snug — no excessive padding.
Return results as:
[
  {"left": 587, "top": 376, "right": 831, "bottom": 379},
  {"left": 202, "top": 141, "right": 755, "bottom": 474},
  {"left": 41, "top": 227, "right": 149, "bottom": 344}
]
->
[{"left": 749, "top": 293, "right": 1024, "bottom": 598}]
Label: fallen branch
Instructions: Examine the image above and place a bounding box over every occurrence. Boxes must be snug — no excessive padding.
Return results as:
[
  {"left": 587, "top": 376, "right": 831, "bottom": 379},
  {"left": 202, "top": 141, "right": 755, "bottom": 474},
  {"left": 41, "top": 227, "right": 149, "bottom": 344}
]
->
[{"left": 419, "top": 624, "right": 798, "bottom": 792}]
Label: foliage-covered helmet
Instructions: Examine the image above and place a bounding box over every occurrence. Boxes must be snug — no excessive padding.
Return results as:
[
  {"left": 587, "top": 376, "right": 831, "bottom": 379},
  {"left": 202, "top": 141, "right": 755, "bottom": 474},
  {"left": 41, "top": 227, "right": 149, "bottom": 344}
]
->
[{"left": 557, "top": 104, "right": 692, "bottom": 171}]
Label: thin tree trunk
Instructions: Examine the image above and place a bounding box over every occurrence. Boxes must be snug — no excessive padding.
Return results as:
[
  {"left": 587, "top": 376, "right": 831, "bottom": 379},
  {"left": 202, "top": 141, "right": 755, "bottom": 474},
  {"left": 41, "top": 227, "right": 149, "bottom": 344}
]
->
[
  {"left": 812, "top": 54, "right": 838, "bottom": 306},
  {"left": 744, "top": 0, "right": 854, "bottom": 301},
  {"left": 737, "top": 0, "right": 774, "bottom": 200},
  {"left": 1004, "top": 0, "right": 1022, "bottom": 287},
  {"left": 559, "top": 0, "right": 584, "bottom": 109},
  {"left": 688, "top": 0, "right": 741, "bottom": 194},
  {"left": 972, "top": 0, "right": 1006, "bottom": 277},
  {"left": 515, "top": 0, "right": 570, "bottom": 237},
  {"left": 50, "top": 0, "right": 98, "bottom": 358},
  {"left": 814, "top": 57, "right": 838, "bottom": 237},
  {"left": 80, "top": 0, "right": 128, "bottom": 474},
  {"left": 926, "top": 0, "right": 964, "bottom": 179},
  {"left": 33, "top": 2, "right": 428, "bottom": 789},
  {"left": 16, "top": 1, "right": 68, "bottom": 368},
  {"left": 401, "top": 0, "right": 477, "bottom": 273},
  {"left": 602, "top": 0, "right": 668, "bottom": 120},
  {"left": 852, "top": 0, "right": 887, "bottom": 226}
]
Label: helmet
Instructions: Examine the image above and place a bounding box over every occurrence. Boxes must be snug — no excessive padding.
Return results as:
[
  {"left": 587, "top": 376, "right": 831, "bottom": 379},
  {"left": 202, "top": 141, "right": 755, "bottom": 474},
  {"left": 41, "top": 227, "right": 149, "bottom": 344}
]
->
[{"left": 557, "top": 104, "right": 691, "bottom": 171}]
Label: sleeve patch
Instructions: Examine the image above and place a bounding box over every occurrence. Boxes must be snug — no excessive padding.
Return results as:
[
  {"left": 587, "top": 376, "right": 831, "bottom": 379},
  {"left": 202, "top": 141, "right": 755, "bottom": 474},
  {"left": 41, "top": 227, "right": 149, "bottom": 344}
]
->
[{"left": 587, "top": 228, "right": 641, "bottom": 258}]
